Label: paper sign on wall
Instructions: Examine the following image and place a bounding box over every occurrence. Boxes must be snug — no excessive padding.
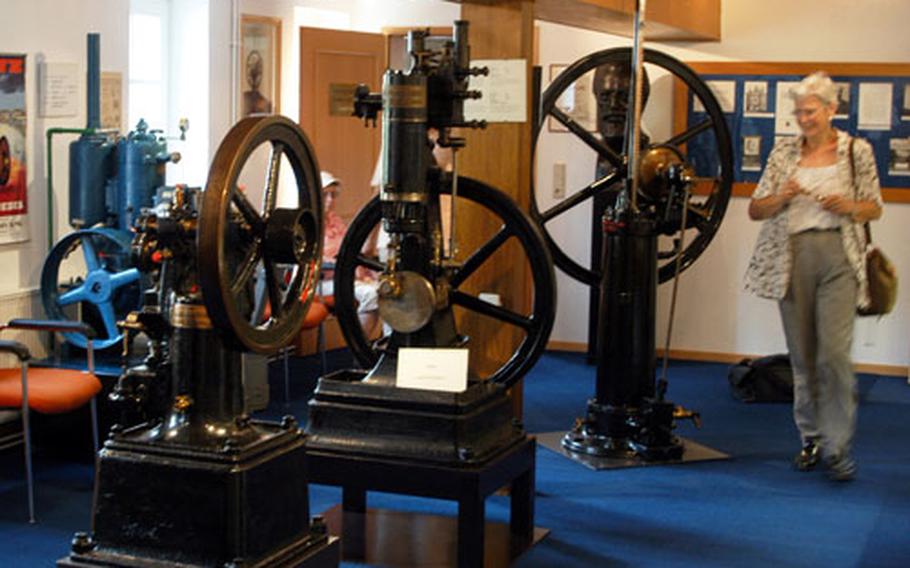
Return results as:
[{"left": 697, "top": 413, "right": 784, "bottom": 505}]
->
[
  {"left": 396, "top": 348, "right": 469, "bottom": 393},
  {"left": 38, "top": 62, "right": 79, "bottom": 118},
  {"left": 464, "top": 58, "right": 527, "bottom": 123}
]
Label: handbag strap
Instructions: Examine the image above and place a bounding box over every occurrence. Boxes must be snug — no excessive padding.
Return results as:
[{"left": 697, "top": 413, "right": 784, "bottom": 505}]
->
[{"left": 848, "top": 137, "right": 873, "bottom": 246}]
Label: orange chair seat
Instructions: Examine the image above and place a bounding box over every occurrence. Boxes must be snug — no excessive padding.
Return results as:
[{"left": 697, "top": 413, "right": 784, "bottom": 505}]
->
[
  {"left": 0, "top": 368, "right": 102, "bottom": 414},
  {"left": 303, "top": 300, "right": 330, "bottom": 329}
]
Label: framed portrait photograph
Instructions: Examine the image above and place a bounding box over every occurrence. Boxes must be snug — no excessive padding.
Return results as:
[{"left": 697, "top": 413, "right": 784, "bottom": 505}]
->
[
  {"left": 741, "top": 135, "right": 762, "bottom": 172},
  {"left": 743, "top": 80, "right": 771, "bottom": 117},
  {"left": 239, "top": 15, "right": 281, "bottom": 119},
  {"left": 902, "top": 83, "right": 910, "bottom": 120},
  {"left": 833, "top": 82, "right": 851, "bottom": 118}
]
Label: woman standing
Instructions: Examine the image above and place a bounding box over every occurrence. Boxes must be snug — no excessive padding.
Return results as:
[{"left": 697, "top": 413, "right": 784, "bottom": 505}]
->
[{"left": 745, "top": 72, "right": 883, "bottom": 481}]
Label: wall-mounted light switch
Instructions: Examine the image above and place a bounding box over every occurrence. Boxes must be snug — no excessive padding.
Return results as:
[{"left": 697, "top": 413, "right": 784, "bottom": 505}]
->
[{"left": 553, "top": 161, "right": 566, "bottom": 199}]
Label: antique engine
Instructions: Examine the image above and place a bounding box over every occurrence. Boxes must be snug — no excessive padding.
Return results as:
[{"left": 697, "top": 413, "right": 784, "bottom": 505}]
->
[
  {"left": 305, "top": 21, "right": 556, "bottom": 465},
  {"left": 41, "top": 33, "right": 182, "bottom": 351},
  {"left": 531, "top": 6, "right": 734, "bottom": 463},
  {"left": 58, "top": 115, "right": 339, "bottom": 567}
]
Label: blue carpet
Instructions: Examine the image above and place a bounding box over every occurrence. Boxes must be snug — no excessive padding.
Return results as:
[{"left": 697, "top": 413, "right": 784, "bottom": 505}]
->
[{"left": 1, "top": 350, "right": 908, "bottom": 567}]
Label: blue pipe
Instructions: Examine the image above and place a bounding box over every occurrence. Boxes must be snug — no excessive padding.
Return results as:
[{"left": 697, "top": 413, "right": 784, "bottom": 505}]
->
[{"left": 87, "top": 33, "right": 100, "bottom": 130}]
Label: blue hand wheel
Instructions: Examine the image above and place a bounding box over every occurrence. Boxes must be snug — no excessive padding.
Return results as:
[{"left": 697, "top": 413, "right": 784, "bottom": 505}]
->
[{"left": 40, "top": 228, "right": 142, "bottom": 350}]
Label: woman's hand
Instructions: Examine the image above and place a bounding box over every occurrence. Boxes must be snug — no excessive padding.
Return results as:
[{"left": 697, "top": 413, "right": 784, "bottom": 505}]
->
[
  {"left": 780, "top": 178, "right": 804, "bottom": 202},
  {"left": 748, "top": 178, "right": 804, "bottom": 220},
  {"left": 818, "top": 194, "right": 853, "bottom": 216}
]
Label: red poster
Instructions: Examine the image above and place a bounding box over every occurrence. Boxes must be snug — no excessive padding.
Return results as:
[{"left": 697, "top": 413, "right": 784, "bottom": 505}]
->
[{"left": 0, "top": 54, "right": 28, "bottom": 243}]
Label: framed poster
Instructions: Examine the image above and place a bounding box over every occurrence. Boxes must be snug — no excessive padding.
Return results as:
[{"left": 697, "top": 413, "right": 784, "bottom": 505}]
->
[
  {"left": 0, "top": 54, "right": 29, "bottom": 244},
  {"left": 239, "top": 15, "right": 281, "bottom": 119}
]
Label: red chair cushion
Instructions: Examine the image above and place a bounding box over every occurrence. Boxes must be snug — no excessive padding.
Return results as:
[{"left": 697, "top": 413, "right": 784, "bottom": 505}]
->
[{"left": 0, "top": 368, "right": 102, "bottom": 414}]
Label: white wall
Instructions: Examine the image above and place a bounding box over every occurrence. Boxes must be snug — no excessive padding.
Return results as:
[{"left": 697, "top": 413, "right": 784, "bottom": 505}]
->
[
  {"left": 538, "top": 0, "right": 910, "bottom": 368},
  {"left": 0, "top": 0, "right": 129, "bottom": 297}
]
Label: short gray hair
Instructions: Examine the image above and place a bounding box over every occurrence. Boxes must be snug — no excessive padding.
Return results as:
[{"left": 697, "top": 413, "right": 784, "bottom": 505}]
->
[{"left": 790, "top": 71, "right": 837, "bottom": 106}]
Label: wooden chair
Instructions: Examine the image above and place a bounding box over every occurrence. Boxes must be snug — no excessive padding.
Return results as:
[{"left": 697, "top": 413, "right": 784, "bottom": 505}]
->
[{"left": 0, "top": 319, "right": 101, "bottom": 523}]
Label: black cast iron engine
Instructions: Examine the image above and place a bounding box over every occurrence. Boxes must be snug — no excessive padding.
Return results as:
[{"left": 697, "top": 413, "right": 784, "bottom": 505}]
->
[
  {"left": 59, "top": 116, "right": 338, "bottom": 568},
  {"left": 306, "top": 21, "right": 556, "bottom": 464},
  {"left": 532, "top": 48, "right": 734, "bottom": 461}
]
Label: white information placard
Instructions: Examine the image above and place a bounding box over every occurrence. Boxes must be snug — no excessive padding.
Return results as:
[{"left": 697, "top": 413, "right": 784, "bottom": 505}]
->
[
  {"left": 38, "top": 62, "right": 79, "bottom": 118},
  {"left": 464, "top": 59, "right": 527, "bottom": 123},
  {"left": 857, "top": 82, "right": 893, "bottom": 130},
  {"left": 396, "top": 348, "right": 469, "bottom": 393}
]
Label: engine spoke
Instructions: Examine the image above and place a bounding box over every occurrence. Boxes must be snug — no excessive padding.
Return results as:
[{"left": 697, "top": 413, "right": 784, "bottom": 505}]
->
[
  {"left": 450, "top": 226, "right": 511, "bottom": 288},
  {"left": 550, "top": 106, "right": 624, "bottom": 168},
  {"left": 540, "top": 171, "right": 620, "bottom": 223},
  {"left": 450, "top": 290, "right": 533, "bottom": 330}
]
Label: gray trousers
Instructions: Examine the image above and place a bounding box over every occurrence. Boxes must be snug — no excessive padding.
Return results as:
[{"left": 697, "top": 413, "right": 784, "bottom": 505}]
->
[{"left": 778, "top": 230, "right": 857, "bottom": 458}]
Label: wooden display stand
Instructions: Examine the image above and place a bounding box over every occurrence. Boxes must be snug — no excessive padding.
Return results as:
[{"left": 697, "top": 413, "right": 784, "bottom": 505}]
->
[{"left": 309, "top": 436, "right": 544, "bottom": 568}]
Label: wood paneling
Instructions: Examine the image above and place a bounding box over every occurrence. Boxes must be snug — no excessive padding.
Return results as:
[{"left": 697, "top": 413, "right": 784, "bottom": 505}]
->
[
  {"left": 456, "top": 2, "right": 536, "bottom": 412},
  {"left": 510, "top": 0, "right": 720, "bottom": 41},
  {"left": 299, "top": 28, "right": 385, "bottom": 222}
]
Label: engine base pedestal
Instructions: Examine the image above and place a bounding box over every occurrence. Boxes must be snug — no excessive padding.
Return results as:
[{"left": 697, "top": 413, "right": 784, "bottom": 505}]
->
[{"left": 58, "top": 419, "right": 338, "bottom": 568}]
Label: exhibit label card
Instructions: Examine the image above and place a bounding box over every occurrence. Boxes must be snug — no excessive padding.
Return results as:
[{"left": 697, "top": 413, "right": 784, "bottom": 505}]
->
[
  {"left": 464, "top": 59, "right": 527, "bottom": 123},
  {"left": 397, "top": 348, "right": 469, "bottom": 393}
]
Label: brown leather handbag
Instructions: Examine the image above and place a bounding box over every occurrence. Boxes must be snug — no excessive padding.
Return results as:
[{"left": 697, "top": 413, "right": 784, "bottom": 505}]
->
[{"left": 850, "top": 138, "right": 897, "bottom": 316}]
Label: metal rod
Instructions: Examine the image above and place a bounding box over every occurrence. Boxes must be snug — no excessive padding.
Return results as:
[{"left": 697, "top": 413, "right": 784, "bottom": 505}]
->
[
  {"left": 626, "top": 0, "right": 647, "bottom": 213},
  {"left": 87, "top": 339, "right": 98, "bottom": 452},
  {"left": 21, "top": 362, "right": 35, "bottom": 523},
  {"left": 448, "top": 148, "right": 459, "bottom": 259},
  {"left": 230, "top": 0, "right": 240, "bottom": 123},
  {"left": 658, "top": 182, "right": 690, "bottom": 400}
]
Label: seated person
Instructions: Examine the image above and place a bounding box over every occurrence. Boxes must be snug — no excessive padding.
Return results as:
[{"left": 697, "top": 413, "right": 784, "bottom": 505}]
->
[{"left": 319, "top": 171, "right": 381, "bottom": 338}]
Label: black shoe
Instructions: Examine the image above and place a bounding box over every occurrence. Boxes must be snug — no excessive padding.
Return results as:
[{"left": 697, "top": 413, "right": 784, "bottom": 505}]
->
[
  {"left": 793, "top": 442, "right": 820, "bottom": 471},
  {"left": 826, "top": 453, "right": 857, "bottom": 482}
]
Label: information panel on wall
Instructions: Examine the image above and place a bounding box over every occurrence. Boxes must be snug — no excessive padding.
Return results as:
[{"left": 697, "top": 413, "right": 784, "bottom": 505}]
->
[{"left": 675, "top": 62, "right": 910, "bottom": 203}]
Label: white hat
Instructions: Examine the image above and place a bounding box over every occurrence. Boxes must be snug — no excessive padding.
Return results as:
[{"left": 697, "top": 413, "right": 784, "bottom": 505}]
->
[{"left": 320, "top": 171, "right": 340, "bottom": 189}]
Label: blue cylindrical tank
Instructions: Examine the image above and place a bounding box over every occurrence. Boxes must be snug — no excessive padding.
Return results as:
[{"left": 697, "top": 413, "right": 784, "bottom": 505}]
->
[
  {"left": 115, "top": 119, "right": 167, "bottom": 232},
  {"left": 68, "top": 133, "right": 115, "bottom": 228}
]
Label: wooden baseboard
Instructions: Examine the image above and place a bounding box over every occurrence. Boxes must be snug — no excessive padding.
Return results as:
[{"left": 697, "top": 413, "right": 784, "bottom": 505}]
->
[
  {"left": 545, "top": 340, "right": 587, "bottom": 353},
  {"left": 545, "top": 341, "right": 909, "bottom": 378}
]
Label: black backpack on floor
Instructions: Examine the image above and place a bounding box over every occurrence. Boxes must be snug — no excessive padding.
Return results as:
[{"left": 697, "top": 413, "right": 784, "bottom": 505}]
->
[{"left": 727, "top": 354, "right": 794, "bottom": 403}]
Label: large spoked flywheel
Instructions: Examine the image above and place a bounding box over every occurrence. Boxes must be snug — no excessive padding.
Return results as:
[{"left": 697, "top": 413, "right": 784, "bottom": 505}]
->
[
  {"left": 41, "top": 228, "right": 142, "bottom": 349},
  {"left": 333, "top": 177, "right": 556, "bottom": 389},
  {"left": 532, "top": 48, "right": 733, "bottom": 286},
  {"left": 198, "top": 116, "right": 322, "bottom": 353}
]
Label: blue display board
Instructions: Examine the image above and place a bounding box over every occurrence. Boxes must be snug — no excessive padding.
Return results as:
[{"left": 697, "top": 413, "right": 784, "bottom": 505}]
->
[{"left": 679, "top": 63, "right": 910, "bottom": 200}]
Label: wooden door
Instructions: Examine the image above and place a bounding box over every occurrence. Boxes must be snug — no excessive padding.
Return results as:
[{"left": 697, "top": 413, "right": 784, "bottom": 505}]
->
[{"left": 299, "top": 27, "right": 385, "bottom": 223}]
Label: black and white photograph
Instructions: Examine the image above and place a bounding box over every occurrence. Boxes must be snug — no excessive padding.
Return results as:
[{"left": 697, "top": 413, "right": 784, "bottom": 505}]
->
[
  {"left": 834, "top": 82, "right": 851, "bottom": 117},
  {"left": 902, "top": 83, "right": 910, "bottom": 119},
  {"left": 742, "top": 135, "right": 762, "bottom": 171},
  {"left": 888, "top": 137, "right": 910, "bottom": 175},
  {"left": 774, "top": 81, "right": 800, "bottom": 134},
  {"left": 694, "top": 79, "right": 736, "bottom": 113},
  {"left": 743, "top": 80, "right": 770, "bottom": 116}
]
